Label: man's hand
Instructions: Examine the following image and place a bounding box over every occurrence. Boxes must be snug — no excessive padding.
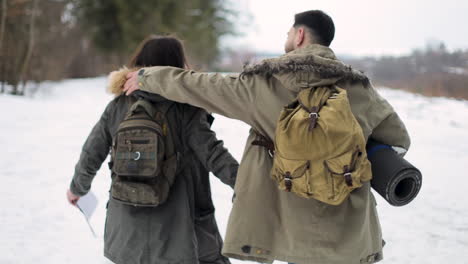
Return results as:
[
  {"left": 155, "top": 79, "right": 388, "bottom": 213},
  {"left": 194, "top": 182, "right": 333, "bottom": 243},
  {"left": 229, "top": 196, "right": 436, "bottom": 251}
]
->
[
  {"left": 67, "top": 189, "right": 80, "bottom": 206},
  {"left": 123, "top": 71, "right": 140, "bottom": 96}
]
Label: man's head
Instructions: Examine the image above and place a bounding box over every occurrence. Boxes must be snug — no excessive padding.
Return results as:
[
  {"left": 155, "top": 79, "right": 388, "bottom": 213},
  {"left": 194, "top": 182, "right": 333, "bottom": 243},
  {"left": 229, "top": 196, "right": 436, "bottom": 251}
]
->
[{"left": 284, "top": 10, "right": 335, "bottom": 53}]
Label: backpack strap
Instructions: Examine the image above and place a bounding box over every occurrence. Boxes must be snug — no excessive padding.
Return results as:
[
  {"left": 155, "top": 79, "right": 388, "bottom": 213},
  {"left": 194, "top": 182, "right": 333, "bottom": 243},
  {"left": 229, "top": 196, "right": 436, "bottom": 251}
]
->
[
  {"left": 160, "top": 106, "right": 176, "bottom": 155},
  {"left": 153, "top": 101, "right": 181, "bottom": 178},
  {"left": 251, "top": 130, "right": 275, "bottom": 157},
  {"left": 297, "top": 87, "right": 334, "bottom": 131},
  {"left": 128, "top": 98, "right": 158, "bottom": 118},
  {"left": 155, "top": 100, "right": 175, "bottom": 117}
]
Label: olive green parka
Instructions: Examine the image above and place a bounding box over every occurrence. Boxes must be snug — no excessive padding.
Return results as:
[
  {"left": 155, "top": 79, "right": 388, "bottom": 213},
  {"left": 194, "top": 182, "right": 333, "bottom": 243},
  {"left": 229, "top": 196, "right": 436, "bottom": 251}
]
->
[{"left": 70, "top": 71, "right": 239, "bottom": 264}]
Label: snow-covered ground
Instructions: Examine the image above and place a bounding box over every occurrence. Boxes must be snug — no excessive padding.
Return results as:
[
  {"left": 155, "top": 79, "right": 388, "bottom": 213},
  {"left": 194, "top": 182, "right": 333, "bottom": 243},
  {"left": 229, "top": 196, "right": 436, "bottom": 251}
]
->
[{"left": 0, "top": 77, "right": 467, "bottom": 264}]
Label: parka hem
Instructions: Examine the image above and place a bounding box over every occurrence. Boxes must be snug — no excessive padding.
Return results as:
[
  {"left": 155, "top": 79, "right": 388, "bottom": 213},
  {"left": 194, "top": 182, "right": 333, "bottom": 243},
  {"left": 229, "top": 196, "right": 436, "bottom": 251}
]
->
[{"left": 222, "top": 243, "right": 383, "bottom": 264}]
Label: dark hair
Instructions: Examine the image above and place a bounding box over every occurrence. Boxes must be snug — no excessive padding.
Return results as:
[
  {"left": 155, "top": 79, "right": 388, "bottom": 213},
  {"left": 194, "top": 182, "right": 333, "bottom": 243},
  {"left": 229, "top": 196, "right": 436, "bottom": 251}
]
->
[
  {"left": 128, "top": 35, "right": 188, "bottom": 68},
  {"left": 293, "top": 10, "right": 335, "bottom": 47}
]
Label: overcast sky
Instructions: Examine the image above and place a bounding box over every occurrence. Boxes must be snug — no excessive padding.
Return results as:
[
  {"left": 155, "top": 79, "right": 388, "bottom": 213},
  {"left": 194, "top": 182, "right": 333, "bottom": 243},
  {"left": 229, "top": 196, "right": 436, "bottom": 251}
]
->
[{"left": 225, "top": 0, "right": 468, "bottom": 56}]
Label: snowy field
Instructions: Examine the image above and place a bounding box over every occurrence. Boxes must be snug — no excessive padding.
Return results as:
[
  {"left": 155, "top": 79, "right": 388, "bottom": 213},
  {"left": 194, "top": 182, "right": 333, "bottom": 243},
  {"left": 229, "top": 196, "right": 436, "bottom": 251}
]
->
[{"left": 1, "top": 77, "right": 467, "bottom": 264}]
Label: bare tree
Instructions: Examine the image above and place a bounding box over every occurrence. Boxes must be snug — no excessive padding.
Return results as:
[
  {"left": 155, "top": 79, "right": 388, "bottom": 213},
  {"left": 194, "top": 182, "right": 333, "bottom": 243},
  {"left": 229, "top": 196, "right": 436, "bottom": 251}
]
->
[
  {"left": 15, "top": 0, "right": 38, "bottom": 95},
  {"left": 0, "top": 0, "right": 7, "bottom": 93}
]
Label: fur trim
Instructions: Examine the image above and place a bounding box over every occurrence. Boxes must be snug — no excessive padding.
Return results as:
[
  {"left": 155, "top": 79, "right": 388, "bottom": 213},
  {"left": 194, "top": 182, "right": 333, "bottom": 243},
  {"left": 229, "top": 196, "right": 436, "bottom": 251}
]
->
[
  {"left": 241, "top": 55, "right": 369, "bottom": 86},
  {"left": 107, "top": 67, "right": 133, "bottom": 95}
]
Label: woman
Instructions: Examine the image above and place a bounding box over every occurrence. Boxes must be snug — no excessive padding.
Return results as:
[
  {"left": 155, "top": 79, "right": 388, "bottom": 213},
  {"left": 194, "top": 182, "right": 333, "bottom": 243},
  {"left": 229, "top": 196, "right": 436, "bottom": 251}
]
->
[{"left": 66, "top": 35, "right": 238, "bottom": 264}]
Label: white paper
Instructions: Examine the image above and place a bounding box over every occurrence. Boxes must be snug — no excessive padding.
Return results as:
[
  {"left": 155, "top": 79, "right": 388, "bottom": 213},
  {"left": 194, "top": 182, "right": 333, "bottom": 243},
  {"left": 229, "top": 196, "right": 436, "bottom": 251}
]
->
[
  {"left": 76, "top": 192, "right": 98, "bottom": 237},
  {"left": 77, "top": 191, "right": 98, "bottom": 219}
]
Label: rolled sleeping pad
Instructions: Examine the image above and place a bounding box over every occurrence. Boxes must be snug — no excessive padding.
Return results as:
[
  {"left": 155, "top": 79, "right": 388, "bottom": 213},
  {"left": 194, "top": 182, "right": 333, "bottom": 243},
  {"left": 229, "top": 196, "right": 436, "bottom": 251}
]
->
[{"left": 366, "top": 139, "right": 422, "bottom": 206}]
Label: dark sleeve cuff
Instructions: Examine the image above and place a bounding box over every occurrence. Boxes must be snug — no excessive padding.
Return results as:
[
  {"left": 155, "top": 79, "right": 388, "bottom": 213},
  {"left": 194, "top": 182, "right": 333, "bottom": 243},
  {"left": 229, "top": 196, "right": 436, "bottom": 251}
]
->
[{"left": 69, "top": 180, "right": 87, "bottom": 197}]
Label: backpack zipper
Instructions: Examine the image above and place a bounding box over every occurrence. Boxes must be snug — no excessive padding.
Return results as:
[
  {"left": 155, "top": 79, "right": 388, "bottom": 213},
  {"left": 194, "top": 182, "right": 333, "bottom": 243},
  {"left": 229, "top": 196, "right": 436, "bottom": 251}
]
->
[
  {"left": 117, "top": 123, "right": 163, "bottom": 136},
  {"left": 128, "top": 139, "right": 150, "bottom": 144}
]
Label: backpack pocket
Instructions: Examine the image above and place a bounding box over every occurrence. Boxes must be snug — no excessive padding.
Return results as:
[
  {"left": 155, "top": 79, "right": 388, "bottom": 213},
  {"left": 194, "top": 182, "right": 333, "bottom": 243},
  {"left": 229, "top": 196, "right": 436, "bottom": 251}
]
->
[
  {"left": 114, "top": 131, "right": 162, "bottom": 178},
  {"left": 111, "top": 176, "right": 170, "bottom": 207},
  {"left": 271, "top": 155, "right": 313, "bottom": 198},
  {"left": 323, "top": 149, "right": 369, "bottom": 205}
]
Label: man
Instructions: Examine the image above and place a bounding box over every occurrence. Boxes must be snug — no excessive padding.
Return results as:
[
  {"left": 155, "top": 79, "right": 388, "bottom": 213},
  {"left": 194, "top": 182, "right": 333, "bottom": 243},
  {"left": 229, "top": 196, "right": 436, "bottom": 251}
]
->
[{"left": 124, "top": 10, "right": 410, "bottom": 264}]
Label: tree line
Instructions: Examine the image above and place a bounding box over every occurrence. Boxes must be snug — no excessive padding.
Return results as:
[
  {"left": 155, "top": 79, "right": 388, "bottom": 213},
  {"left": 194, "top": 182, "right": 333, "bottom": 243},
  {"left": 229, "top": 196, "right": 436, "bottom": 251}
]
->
[
  {"left": 218, "top": 42, "right": 468, "bottom": 101},
  {"left": 0, "top": 0, "right": 237, "bottom": 95},
  {"left": 344, "top": 43, "right": 468, "bottom": 100}
]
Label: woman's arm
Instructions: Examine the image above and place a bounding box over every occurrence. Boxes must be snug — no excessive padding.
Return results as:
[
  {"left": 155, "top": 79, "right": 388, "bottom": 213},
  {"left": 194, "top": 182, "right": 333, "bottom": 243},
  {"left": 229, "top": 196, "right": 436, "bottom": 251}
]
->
[
  {"left": 184, "top": 108, "right": 239, "bottom": 189},
  {"left": 69, "top": 100, "right": 115, "bottom": 196}
]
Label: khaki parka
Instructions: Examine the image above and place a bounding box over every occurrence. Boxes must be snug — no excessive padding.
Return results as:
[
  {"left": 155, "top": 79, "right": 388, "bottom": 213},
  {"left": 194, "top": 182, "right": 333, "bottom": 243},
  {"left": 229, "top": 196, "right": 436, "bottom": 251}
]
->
[
  {"left": 135, "top": 44, "right": 411, "bottom": 264},
  {"left": 70, "top": 71, "right": 239, "bottom": 264}
]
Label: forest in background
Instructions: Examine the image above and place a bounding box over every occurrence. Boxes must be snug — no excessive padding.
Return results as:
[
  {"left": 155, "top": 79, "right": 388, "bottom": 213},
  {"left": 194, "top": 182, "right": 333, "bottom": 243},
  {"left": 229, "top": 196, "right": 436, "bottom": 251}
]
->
[
  {"left": 220, "top": 43, "right": 468, "bottom": 101},
  {"left": 0, "top": 0, "right": 238, "bottom": 95},
  {"left": 1, "top": 0, "right": 467, "bottom": 100},
  {"left": 344, "top": 43, "right": 468, "bottom": 100}
]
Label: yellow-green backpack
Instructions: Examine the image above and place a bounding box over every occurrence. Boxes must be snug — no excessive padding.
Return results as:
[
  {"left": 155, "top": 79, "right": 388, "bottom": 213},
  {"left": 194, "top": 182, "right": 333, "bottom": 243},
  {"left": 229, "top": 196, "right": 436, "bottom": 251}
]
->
[{"left": 260, "top": 85, "right": 372, "bottom": 205}]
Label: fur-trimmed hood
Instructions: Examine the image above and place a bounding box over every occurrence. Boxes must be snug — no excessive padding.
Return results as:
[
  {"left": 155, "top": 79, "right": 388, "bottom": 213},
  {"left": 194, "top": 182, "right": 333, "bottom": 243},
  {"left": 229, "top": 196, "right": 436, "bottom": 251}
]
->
[
  {"left": 107, "top": 67, "right": 167, "bottom": 102},
  {"left": 107, "top": 67, "right": 133, "bottom": 95},
  {"left": 241, "top": 44, "right": 369, "bottom": 90}
]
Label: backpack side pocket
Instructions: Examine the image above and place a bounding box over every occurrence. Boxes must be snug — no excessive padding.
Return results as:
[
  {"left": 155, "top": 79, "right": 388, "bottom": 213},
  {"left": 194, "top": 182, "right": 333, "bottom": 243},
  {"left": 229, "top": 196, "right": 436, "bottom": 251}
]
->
[
  {"left": 323, "top": 148, "right": 370, "bottom": 205},
  {"left": 271, "top": 154, "right": 313, "bottom": 198}
]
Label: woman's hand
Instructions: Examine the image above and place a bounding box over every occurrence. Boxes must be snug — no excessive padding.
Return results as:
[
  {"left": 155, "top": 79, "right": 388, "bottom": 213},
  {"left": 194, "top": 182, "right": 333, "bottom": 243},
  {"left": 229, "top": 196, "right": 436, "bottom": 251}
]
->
[{"left": 67, "top": 189, "right": 80, "bottom": 206}]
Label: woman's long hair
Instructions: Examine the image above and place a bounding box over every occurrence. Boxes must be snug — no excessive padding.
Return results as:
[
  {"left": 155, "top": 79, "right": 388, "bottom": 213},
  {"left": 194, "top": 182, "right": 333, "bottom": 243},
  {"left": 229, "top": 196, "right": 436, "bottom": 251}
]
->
[{"left": 128, "top": 35, "right": 188, "bottom": 69}]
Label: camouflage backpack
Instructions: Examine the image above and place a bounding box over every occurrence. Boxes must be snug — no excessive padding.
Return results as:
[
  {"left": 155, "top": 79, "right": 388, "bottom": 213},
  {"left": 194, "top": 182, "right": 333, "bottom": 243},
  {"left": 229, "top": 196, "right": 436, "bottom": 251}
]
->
[
  {"left": 255, "top": 85, "right": 372, "bottom": 205},
  {"left": 110, "top": 98, "right": 178, "bottom": 207}
]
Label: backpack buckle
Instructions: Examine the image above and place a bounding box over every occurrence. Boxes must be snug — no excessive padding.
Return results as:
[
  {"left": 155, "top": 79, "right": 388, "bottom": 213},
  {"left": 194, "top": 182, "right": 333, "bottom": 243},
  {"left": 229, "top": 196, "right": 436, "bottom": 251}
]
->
[
  {"left": 343, "top": 172, "right": 353, "bottom": 187},
  {"left": 284, "top": 172, "right": 292, "bottom": 192},
  {"left": 268, "top": 149, "right": 275, "bottom": 158},
  {"left": 133, "top": 151, "right": 141, "bottom": 161},
  {"left": 308, "top": 112, "right": 319, "bottom": 131}
]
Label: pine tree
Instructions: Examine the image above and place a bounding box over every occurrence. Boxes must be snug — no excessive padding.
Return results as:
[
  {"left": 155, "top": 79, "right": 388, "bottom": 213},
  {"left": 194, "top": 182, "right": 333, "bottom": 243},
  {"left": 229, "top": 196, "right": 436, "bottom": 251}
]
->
[{"left": 71, "top": 0, "right": 235, "bottom": 68}]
